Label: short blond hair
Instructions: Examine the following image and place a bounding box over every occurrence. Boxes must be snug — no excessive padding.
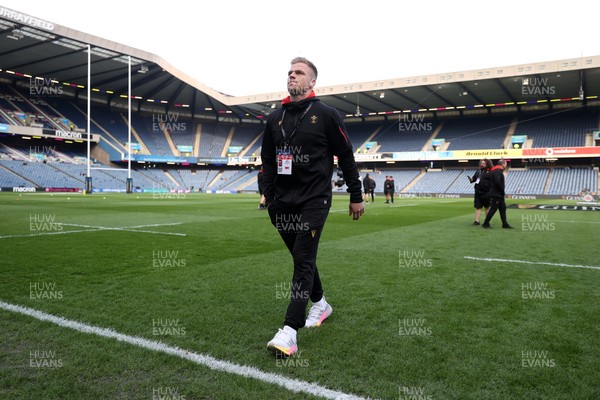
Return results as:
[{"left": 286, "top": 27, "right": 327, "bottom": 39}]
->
[{"left": 291, "top": 57, "right": 318, "bottom": 80}]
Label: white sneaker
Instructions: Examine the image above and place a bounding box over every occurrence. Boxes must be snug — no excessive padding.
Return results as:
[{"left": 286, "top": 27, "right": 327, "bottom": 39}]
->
[
  {"left": 267, "top": 326, "right": 297, "bottom": 356},
  {"left": 304, "top": 299, "right": 333, "bottom": 328}
]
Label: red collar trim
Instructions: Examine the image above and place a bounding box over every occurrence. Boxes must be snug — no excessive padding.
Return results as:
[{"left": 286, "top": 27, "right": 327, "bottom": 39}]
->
[
  {"left": 491, "top": 165, "right": 503, "bottom": 171},
  {"left": 281, "top": 90, "right": 316, "bottom": 105}
]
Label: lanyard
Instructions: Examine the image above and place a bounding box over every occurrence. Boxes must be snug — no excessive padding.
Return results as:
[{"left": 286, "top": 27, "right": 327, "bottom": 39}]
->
[{"left": 280, "top": 103, "right": 312, "bottom": 148}]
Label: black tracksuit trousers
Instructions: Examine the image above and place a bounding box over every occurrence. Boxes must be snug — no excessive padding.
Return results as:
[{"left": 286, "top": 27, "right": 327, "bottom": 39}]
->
[
  {"left": 484, "top": 196, "right": 508, "bottom": 226},
  {"left": 269, "top": 205, "right": 329, "bottom": 331}
]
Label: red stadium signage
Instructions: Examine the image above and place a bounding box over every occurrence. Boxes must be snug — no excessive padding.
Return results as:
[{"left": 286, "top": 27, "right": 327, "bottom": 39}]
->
[
  {"left": 522, "top": 147, "right": 600, "bottom": 158},
  {"left": 389, "top": 146, "right": 600, "bottom": 161}
]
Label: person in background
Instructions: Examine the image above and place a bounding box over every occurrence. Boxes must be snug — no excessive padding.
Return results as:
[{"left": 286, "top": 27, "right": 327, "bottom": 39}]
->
[
  {"left": 384, "top": 175, "right": 390, "bottom": 203},
  {"left": 482, "top": 159, "right": 513, "bottom": 229},
  {"left": 368, "top": 174, "right": 376, "bottom": 202},
  {"left": 363, "top": 173, "right": 372, "bottom": 203},
  {"left": 257, "top": 168, "right": 266, "bottom": 209},
  {"left": 468, "top": 159, "right": 492, "bottom": 225}
]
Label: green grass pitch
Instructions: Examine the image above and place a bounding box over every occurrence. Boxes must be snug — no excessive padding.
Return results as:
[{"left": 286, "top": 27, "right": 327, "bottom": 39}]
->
[{"left": 0, "top": 192, "right": 598, "bottom": 399}]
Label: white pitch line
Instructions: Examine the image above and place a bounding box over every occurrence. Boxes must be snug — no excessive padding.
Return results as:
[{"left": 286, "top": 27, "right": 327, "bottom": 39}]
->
[
  {"left": 0, "top": 229, "right": 99, "bottom": 239},
  {"left": 61, "top": 222, "right": 183, "bottom": 229},
  {"left": 121, "top": 222, "right": 184, "bottom": 229},
  {"left": 551, "top": 220, "right": 600, "bottom": 225},
  {"left": 0, "top": 223, "right": 186, "bottom": 240},
  {"left": 0, "top": 301, "right": 371, "bottom": 400},
  {"left": 464, "top": 256, "right": 600, "bottom": 271},
  {"left": 61, "top": 223, "right": 187, "bottom": 237}
]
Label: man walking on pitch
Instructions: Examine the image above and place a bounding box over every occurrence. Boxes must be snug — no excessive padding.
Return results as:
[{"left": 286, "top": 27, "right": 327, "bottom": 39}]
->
[
  {"left": 482, "top": 159, "right": 513, "bottom": 229},
  {"left": 261, "top": 57, "right": 364, "bottom": 356}
]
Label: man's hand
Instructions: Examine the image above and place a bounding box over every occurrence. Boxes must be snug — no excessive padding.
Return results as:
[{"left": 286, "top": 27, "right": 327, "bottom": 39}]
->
[{"left": 349, "top": 201, "right": 365, "bottom": 220}]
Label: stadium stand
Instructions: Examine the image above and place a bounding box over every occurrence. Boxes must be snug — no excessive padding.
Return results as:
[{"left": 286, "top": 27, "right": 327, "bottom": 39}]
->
[
  {"left": 438, "top": 116, "right": 512, "bottom": 150},
  {"left": 444, "top": 169, "right": 479, "bottom": 194},
  {"left": 0, "top": 81, "right": 598, "bottom": 195},
  {"left": 504, "top": 169, "right": 550, "bottom": 195},
  {"left": 199, "top": 124, "right": 229, "bottom": 159},
  {"left": 407, "top": 170, "right": 463, "bottom": 193},
  {"left": 345, "top": 124, "right": 381, "bottom": 151},
  {"left": 365, "top": 169, "right": 422, "bottom": 193},
  {"left": 514, "top": 111, "right": 595, "bottom": 148},
  {"left": 546, "top": 167, "right": 598, "bottom": 195},
  {"left": 373, "top": 121, "right": 435, "bottom": 152}
]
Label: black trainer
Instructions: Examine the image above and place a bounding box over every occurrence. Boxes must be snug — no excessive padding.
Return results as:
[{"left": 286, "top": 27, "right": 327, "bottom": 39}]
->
[
  {"left": 473, "top": 221, "right": 480, "bottom": 225},
  {"left": 502, "top": 224, "right": 514, "bottom": 229},
  {"left": 482, "top": 223, "right": 491, "bottom": 229}
]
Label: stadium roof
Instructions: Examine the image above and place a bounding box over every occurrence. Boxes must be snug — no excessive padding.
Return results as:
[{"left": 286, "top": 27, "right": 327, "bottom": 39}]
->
[{"left": 2, "top": 6, "right": 600, "bottom": 124}]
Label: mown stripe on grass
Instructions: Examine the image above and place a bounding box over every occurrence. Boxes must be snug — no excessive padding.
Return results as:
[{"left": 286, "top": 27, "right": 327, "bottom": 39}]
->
[{"left": 0, "top": 300, "right": 373, "bottom": 400}]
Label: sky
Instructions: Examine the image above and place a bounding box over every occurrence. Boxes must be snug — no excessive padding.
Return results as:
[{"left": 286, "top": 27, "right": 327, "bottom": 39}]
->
[{"left": 3, "top": 0, "right": 600, "bottom": 96}]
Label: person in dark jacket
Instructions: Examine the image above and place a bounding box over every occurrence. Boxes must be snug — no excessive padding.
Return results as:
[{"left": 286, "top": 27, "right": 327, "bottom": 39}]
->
[
  {"left": 468, "top": 159, "right": 493, "bottom": 225},
  {"left": 262, "top": 57, "right": 364, "bottom": 356},
  {"left": 368, "top": 175, "right": 376, "bottom": 202},
  {"left": 384, "top": 176, "right": 390, "bottom": 203},
  {"left": 257, "top": 168, "right": 266, "bottom": 209},
  {"left": 482, "top": 159, "right": 513, "bottom": 229},
  {"left": 385, "top": 175, "right": 396, "bottom": 204},
  {"left": 363, "top": 173, "right": 372, "bottom": 202}
]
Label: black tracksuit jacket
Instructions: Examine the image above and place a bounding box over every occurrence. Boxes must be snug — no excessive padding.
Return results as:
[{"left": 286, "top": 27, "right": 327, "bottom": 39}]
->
[
  {"left": 472, "top": 168, "right": 492, "bottom": 195},
  {"left": 488, "top": 165, "right": 505, "bottom": 197},
  {"left": 261, "top": 94, "right": 362, "bottom": 209}
]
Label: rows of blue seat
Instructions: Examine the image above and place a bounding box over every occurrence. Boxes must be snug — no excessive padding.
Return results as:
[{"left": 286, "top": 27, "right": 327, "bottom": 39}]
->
[
  {"left": 514, "top": 112, "right": 596, "bottom": 147},
  {"left": 1, "top": 154, "right": 596, "bottom": 195},
  {"left": 2, "top": 84, "right": 598, "bottom": 159}
]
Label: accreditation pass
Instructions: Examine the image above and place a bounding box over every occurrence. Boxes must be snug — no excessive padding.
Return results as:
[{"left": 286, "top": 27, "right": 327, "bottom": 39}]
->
[{"left": 277, "top": 149, "right": 292, "bottom": 175}]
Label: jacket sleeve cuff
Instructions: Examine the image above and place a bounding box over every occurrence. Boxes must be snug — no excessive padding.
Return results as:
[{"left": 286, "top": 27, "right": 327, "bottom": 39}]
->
[{"left": 349, "top": 192, "right": 363, "bottom": 203}]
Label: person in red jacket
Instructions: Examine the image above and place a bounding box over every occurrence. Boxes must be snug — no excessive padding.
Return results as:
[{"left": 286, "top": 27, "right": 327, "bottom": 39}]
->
[
  {"left": 482, "top": 159, "right": 513, "bottom": 229},
  {"left": 261, "top": 57, "right": 364, "bottom": 356}
]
